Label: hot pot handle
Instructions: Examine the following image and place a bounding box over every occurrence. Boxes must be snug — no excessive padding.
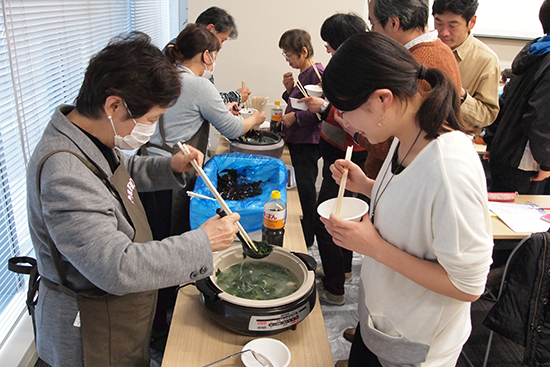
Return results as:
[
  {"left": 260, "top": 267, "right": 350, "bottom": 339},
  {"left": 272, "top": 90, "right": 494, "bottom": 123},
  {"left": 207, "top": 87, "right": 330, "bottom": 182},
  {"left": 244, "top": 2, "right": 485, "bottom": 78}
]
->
[
  {"left": 195, "top": 279, "right": 221, "bottom": 301},
  {"left": 291, "top": 252, "right": 317, "bottom": 271}
]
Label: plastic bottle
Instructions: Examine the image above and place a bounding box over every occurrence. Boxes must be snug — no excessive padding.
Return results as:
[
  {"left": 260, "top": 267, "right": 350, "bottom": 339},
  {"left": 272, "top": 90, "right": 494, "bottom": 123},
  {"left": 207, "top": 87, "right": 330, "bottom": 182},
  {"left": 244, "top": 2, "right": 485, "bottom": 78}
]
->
[
  {"left": 262, "top": 190, "right": 286, "bottom": 246},
  {"left": 270, "top": 100, "right": 283, "bottom": 133}
]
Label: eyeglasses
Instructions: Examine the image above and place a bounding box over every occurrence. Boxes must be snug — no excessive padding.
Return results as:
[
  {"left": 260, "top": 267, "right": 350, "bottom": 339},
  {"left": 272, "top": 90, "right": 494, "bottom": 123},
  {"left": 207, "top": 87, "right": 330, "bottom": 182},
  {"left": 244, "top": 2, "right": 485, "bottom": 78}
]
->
[
  {"left": 367, "top": 18, "right": 385, "bottom": 31},
  {"left": 281, "top": 51, "right": 294, "bottom": 59}
]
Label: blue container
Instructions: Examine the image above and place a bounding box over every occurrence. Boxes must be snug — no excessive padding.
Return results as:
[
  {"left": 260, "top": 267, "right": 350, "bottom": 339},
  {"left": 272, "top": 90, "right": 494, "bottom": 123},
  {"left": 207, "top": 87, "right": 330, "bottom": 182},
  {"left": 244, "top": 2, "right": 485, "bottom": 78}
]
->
[{"left": 190, "top": 152, "right": 288, "bottom": 233}]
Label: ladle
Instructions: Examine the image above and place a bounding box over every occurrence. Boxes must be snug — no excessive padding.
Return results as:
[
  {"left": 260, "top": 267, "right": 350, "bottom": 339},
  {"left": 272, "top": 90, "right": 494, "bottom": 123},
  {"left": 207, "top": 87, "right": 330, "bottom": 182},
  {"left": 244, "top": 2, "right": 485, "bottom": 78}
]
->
[{"left": 216, "top": 208, "right": 273, "bottom": 259}]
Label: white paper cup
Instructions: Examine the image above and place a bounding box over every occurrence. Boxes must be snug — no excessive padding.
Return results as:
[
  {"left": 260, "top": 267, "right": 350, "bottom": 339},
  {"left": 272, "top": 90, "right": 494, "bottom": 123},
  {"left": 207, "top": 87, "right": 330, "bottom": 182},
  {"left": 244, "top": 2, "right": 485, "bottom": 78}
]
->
[
  {"left": 241, "top": 338, "right": 291, "bottom": 367},
  {"left": 289, "top": 97, "right": 307, "bottom": 110},
  {"left": 317, "top": 197, "right": 369, "bottom": 222},
  {"left": 304, "top": 84, "right": 323, "bottom": 97}
]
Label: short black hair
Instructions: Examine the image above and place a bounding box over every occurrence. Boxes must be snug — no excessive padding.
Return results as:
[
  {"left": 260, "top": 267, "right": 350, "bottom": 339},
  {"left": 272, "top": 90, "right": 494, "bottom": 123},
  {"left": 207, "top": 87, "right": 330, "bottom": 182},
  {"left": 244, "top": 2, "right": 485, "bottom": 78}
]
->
[
  {"left": 320, "top": 13, "right": 366, "bottom": 50},
  {"left": 373, "top": 0, "right": 429, "bottom": 32},
  {"left": 432, "top": 0, "right": 479, "bottom": 23},
  {"left": 75, "top": 32, "right": 181, "bottom": 119},
  {"left": 196, "top": 6, "right": 238, "bottom": 39},
  {"left": 279, "top": 29, "right": 314, "bottom": 58},
  {"left": 541, "top": 0, "right": 550, "bottom": 34}
]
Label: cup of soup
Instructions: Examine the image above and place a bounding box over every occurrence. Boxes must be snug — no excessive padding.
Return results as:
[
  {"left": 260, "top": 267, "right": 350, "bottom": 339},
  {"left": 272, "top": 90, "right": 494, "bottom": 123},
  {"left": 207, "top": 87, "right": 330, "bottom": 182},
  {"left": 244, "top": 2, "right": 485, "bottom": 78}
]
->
[{"left": 317, "top": 197, "right": 369, "bottom": 222}]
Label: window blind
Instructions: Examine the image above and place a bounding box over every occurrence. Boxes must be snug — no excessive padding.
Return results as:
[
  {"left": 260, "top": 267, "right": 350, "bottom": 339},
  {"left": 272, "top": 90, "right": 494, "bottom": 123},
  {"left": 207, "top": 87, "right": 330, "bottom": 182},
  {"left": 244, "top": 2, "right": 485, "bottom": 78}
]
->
[
  {"left": 131, "top": 0, "right": 171, "bottom": 49},
  {"left": 0, "top": 0, "right": 132, "bottom": 346}
]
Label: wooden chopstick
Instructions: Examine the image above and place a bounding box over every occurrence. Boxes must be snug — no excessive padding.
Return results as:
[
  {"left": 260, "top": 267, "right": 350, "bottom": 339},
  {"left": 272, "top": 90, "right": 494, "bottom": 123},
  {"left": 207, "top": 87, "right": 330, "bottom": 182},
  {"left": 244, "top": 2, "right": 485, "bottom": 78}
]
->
[
  {"left": 310, "top": 59, "right": 322, "bottom": 83},
  {"left": 177, "top": 142, "right": 258, "bottom": 252},
  {"left": 334, "top": 145, "right": 354, "bottom": 217},
  {"left": 242, "top": 80, "right": 251, "bottom": 110},
  {"left": 295, "top": 79, "right": 308, "bottom": 97}
]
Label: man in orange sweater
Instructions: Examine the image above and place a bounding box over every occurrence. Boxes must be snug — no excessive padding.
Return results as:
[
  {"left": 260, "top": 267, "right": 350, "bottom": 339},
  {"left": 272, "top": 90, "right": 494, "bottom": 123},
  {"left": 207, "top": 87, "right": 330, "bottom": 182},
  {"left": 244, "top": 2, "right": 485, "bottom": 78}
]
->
[{"left": 357, "top": 0, "right": 463, "bottom": 179}]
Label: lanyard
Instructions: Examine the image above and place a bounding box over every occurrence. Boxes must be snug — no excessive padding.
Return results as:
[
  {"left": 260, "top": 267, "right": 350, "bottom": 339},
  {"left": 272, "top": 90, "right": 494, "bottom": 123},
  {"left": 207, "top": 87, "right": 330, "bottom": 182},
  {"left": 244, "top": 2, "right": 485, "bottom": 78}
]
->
[{"left": 177, "top": 64, "right": 195, "bottom": 75}]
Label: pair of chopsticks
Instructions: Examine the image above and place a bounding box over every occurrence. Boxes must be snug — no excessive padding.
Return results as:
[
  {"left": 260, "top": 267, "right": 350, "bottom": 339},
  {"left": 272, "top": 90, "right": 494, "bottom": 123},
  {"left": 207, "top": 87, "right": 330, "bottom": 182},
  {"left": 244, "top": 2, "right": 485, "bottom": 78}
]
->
[
  {"left": 333, "top": 146, "right": 354, "bottom": 217},
  {"left": 177, "top": 142, "right": 258, "bottom": 252},
  {"left": 242, "top": 80, "right": 251, "bottom": 110},
  {"left": 294, "top": 78, "right": 322, "bottom": 120},
  {"left": 310, "top": 59, "right": 322, "bottom": 83}
]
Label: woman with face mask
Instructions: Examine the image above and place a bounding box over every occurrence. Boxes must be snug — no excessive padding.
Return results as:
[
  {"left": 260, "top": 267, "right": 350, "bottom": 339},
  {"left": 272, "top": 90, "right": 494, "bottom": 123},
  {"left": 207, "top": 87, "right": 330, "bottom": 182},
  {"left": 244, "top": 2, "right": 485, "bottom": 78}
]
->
[
  {"left": 26, "top": 32, "right": 240, "bottom": 367},
  {"left": 140, "top": 23, "right": 265, "bottom": 346}
]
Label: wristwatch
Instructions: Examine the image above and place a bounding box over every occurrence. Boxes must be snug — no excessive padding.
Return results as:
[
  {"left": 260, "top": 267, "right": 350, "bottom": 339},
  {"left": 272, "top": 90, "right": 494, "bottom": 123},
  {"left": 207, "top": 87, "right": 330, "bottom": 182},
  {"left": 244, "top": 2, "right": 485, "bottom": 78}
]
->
[{"left": 319, "top": 100, "right": 329, "bottom": 114}]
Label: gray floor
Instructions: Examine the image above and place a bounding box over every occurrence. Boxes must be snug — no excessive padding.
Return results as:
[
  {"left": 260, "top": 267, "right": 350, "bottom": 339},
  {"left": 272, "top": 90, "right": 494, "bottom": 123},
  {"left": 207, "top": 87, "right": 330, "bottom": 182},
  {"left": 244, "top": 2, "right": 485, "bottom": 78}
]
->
[{"left": 308, "top": 243, "right": 361, "bottom": 365}]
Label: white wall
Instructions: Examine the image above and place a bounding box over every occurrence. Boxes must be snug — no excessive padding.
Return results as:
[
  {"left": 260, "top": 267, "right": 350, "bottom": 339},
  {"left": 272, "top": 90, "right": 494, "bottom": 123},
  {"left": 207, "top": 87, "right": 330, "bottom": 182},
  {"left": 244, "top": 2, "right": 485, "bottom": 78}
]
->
[{"left": 188, "top": 0, "right": 366, "bottom": 113}]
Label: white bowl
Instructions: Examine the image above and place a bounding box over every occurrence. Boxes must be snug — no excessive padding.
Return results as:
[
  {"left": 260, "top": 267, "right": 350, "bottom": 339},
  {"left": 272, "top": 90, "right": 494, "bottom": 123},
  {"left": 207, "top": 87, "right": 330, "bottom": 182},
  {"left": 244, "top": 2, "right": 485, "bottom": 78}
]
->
[
  {"left": 304, "top": 84, "right": 323, "bottom": 97},
  {"left": 240, "top": 107, "right": 257, "bottom": 119},
  {"left": 317, "top": 197, "right": 369, "bottom": 222},
  {"left": 241, "top": 338, "right": 291, "bottom": 367},
  {"left": 289, "top": 97, "right": 307, "bottom": 111}
]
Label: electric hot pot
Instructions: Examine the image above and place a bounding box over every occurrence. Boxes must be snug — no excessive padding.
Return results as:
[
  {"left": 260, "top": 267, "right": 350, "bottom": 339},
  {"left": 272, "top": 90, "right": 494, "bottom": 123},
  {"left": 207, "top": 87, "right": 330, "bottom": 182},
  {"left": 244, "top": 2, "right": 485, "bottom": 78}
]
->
[
  {"left": 228, "top": 131, "right": 285, "bottom": 159},
  {"left": 195, "top": 244, "right": 317, "bottom": 336}
]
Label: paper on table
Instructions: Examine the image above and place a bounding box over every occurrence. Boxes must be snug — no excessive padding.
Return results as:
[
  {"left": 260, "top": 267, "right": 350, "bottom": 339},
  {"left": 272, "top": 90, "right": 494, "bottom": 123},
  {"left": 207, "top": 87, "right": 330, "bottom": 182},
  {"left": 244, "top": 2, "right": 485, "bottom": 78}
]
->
[{"left": 489, "top": 202, "right": 550, "bottom": 233}]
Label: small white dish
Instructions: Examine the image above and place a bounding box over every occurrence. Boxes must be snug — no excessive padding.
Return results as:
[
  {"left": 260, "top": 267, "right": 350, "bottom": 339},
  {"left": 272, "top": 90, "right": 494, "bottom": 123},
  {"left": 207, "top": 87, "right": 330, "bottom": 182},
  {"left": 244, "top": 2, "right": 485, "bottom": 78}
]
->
[
  {"left": 241, "top": 338, "right": 291, "bottom": 367},
  {"left": 240, "top": 107, "right": 257, "bottom": 119},
  {"left": 304, "top": 84, "right": 323, "bottom": 97},
  {"left": 289, "top": 97, "right": 307, "bottom": 111},
  {"left": 317, "top": 197, "right": 369, "bottom": 222}
]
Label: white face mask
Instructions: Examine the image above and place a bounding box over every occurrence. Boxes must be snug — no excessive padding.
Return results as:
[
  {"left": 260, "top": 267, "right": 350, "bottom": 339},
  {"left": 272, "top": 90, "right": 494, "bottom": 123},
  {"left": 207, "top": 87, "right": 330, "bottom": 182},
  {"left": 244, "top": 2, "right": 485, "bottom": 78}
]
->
[
  {"left": 201, "top": 52, "right": 215, "bottom": 80},
  {"left": 108, "top": 114, "right": 157, "bottom": 150}
]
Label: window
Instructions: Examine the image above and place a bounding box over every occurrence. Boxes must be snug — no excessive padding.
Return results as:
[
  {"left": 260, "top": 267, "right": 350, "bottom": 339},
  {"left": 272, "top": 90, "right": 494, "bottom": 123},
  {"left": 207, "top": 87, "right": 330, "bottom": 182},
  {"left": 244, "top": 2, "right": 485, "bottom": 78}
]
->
[{"left": 0, "top": 0, "right": 171, "bottom": 347}]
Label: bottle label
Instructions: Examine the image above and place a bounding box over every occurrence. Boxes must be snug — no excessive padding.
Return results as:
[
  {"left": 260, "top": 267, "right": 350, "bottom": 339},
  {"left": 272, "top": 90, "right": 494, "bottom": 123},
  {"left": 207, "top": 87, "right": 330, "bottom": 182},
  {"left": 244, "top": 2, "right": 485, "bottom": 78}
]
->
[
  {"left": 271, "top": 111, "right": 282, "bottom": 122},
  {"left": 263, "top": 209, "right": 286, "bottom": 229}
]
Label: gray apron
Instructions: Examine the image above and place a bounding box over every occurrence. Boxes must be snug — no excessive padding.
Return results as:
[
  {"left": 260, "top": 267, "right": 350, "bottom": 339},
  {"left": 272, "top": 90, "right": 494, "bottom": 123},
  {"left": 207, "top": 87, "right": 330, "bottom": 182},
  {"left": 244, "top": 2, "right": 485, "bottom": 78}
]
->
[
  {"left": 140, "top": 115, "right": 210, "bottom": 235},
  {"left": 37, "top": 150, "right": 157, "bottom": 367}
]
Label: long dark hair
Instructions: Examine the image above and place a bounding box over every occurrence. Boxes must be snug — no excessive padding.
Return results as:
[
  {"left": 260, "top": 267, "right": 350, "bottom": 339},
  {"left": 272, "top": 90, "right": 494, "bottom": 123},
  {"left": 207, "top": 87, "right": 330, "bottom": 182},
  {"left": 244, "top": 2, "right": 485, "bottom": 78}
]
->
[
  {"left": 75, "top": 32, "right": 181, "bottom": 119},
  {"left": 165, "top": 23, "right": 220, "bottom": 64},
  {"left": 323, "top": 32, "right": 463, "bottom": 139}
]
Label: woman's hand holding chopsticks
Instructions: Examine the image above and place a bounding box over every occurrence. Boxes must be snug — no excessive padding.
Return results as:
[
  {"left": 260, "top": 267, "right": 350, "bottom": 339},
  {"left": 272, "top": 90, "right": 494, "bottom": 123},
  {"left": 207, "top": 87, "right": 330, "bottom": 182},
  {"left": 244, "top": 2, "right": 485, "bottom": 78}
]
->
[
  {"left": 170, "top": 144, "right": 204, "bottom": 174},
  {"left": 330, "top": 158, "right": 373, "bottom": 199},
  {"left": 200, "top": 211, "right": 241, "bottom": 252}
]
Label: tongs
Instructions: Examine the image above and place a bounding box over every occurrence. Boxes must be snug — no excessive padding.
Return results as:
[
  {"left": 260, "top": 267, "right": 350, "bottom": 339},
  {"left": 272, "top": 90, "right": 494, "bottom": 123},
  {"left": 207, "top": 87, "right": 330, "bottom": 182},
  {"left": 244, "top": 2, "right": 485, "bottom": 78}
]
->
[{"left": 177, "top": 142, "right": 258, "bottom": 253}]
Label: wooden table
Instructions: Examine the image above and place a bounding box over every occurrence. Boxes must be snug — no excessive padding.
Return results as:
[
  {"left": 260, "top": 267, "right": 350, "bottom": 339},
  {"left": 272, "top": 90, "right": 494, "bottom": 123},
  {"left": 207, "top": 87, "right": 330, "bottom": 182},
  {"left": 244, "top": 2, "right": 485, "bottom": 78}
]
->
[
  {"left": 492, "top": 195, "right": 550, "bottom": 240},
  {"left": 161, "top": 138, "right": 333, "bottom": 367}
]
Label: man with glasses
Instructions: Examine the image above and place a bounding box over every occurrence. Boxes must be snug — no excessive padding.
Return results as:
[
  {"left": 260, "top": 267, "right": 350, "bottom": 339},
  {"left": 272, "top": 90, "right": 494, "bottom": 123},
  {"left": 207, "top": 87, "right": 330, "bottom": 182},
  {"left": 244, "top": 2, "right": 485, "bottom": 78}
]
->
[
  {"left": 355, "top": 0, "right": 462, "bottom": 181},
  {"left": 433, "top": 0, "right": 500, "bottom": 131}
]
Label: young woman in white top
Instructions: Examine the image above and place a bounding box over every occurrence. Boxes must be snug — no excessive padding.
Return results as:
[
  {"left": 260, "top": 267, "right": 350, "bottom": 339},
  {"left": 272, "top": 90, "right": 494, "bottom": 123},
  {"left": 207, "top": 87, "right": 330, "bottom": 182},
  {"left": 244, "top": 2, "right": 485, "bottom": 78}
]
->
[{"left": 320, "top": 32, "right": 493, "bottom": 367}]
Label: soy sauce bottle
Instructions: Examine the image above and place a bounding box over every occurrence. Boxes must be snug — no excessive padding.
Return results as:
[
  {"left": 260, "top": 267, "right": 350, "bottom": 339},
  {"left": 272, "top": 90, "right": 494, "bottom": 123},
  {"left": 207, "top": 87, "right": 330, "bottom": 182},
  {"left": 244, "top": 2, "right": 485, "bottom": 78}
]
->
[
  {"left": 270, "top": 100, "right": 283, "bottom": 133},
  {"left": 262, "top": 190, "right": 286, "bottom": 246}
]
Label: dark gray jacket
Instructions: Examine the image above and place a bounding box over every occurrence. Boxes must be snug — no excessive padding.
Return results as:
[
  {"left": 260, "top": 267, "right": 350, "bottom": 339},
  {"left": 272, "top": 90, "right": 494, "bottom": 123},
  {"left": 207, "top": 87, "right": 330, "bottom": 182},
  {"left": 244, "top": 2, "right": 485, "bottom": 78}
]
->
[
  {"left": 485, "top": 38, "right": 550, "bottom": 171},
  {"left": 484, "top": 232, "right": 550, "bottom": 366}
]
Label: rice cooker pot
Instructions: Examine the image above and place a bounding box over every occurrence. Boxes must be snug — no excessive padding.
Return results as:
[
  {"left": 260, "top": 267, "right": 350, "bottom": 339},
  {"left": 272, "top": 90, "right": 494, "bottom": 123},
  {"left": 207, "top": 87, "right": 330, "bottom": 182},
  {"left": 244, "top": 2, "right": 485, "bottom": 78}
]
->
[
  {"left": 195, "top": 244, "right": 317, "bottom": 336},
  {"left": 228, "top": 131, "right": 285, "bottom": 159}
]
